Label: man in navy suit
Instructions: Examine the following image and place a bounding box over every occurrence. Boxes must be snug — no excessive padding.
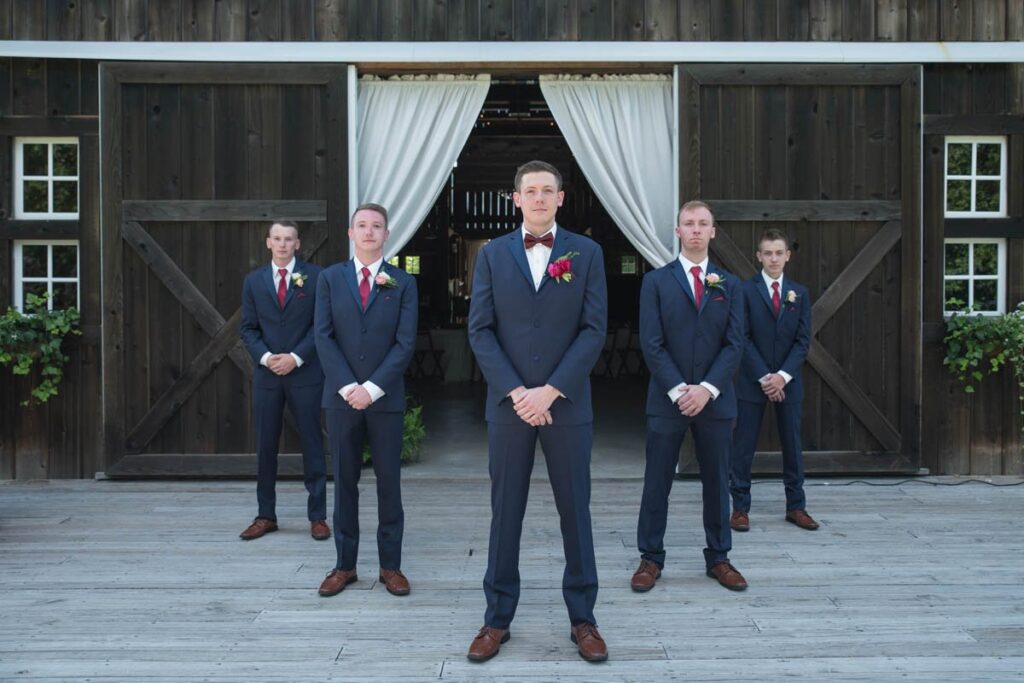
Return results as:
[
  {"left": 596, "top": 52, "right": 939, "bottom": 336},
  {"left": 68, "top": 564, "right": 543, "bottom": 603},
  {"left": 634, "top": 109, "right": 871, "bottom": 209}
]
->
[
  {"left": 314, "top": 203, "right": 418, "bottom": 599},
  {"left": 729, "top": 229, "right": 818, "bottom": 533},
  {"left": 466, "top": 161, "right": 609, "bottom": 663},
  {"left": 631, "top": 200, "right": 749, "bottom": 593},
  {"left": 239, "top": 220, "right": 329, "bottom": 542}
]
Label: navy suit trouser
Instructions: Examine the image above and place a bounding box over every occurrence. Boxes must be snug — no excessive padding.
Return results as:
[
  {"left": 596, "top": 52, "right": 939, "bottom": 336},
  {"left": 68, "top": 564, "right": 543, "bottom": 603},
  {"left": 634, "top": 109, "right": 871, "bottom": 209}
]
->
[
  {"left": 637, "top": 415, "right": 732, "bottom": 570},
  {"left": 730, "top": 399, "right": 806, "bottom": 513},
  {"left": 327, "top": 408, "right": 405, "bottom": 571},
  {"left": 483, "top": 421, "right": 599, "bottom": 630},
  {"left": 253, "top": 379, "right": 327, "bottom": 522}
]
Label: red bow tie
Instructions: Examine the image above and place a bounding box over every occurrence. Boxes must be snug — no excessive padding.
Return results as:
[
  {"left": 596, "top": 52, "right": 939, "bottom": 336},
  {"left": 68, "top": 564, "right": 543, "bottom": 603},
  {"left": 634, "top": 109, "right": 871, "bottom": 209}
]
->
[{"left": 524, "top": 232, "right": 554, "bottom": 249}]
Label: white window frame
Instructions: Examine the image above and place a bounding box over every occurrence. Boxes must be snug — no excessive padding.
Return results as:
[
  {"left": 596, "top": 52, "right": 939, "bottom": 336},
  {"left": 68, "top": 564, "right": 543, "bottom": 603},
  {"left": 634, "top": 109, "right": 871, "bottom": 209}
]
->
[
  {"left": 13, "top": 137, "right": 80, "bottom": 219},
  {"left": 944, "top": 136, "right": 1007, "bottom": 218},
  {"left": 12, "top": 240, "right": 81, "bottom": 312},
  {"left": 942, "top": 238, "right": 1006, "bottom": 316}
]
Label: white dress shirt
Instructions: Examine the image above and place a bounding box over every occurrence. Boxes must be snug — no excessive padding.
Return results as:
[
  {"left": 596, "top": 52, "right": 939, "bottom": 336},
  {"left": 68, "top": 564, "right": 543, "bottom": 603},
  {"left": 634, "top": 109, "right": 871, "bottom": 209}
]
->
[
  {"left": 760, "top": 270, "right": 792, "bottom": 386},
  {"left": 668, "top": 253, "right": 720, "bottom": 403},
  {"left": 522, "top": 224, "right": 557, "bottom": 291},
  {"left": 339, "top": 255, "right": 386, "bottom": 404},
  {"left": 260, "top": 257, "right": 304, "bottom": 369}
]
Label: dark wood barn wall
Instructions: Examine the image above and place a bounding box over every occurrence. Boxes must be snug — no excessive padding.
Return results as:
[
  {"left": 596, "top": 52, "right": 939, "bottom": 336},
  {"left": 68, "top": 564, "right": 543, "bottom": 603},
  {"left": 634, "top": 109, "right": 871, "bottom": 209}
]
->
[{"left": 0, "top": 0, "right": 1021, "bottom": 42}]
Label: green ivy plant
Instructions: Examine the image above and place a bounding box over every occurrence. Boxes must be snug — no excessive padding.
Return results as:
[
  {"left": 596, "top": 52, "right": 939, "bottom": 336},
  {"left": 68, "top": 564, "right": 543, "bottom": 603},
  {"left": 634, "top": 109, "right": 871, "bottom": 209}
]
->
[
  {"left": 361, "top": 402, "right": 427, "bottom": 465},
  {"left": 0, "top": 293, "right": 81, "bottom": 406},
  {"left": 943, "top": 300, "right": 1024, "bottom": 440}
]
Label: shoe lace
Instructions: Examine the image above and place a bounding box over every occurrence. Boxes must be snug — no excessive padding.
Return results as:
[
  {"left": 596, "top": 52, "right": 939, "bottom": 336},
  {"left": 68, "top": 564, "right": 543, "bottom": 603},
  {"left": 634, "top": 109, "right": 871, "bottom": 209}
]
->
[{"left": 576, "top": 623, "right": 602, "bottom": 641}]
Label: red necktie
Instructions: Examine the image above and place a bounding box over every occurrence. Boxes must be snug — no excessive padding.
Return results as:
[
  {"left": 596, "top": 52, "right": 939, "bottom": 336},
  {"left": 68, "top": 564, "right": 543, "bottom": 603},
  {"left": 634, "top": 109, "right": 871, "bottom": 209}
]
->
[
  {"left": 524, "top": 232, "right": 554, "bottom": 249},
  {"left": 771, "top": 281, "right": 781, "bottom": 317},
  {"left": 690, "top": 265, "right": 704, "bottom": 308},
  {"left": 277, "top": 268, "right": 287, "bottom": 308},
  {"left": 359, "top": 266, "right": 371, "bottom": 310}
]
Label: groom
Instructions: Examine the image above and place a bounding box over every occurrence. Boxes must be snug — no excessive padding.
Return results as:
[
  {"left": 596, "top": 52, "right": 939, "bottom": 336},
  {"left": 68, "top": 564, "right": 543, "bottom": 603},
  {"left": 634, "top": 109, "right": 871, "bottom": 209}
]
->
[{"left": 466, "top": 160, "right": 609, "bottom": 663}]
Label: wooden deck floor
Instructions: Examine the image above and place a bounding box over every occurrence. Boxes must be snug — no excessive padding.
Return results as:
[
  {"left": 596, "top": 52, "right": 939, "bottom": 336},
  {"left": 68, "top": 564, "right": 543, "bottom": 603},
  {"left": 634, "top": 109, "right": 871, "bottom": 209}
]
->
[{"left": 2, "top": 476, "right": 1023, "bottom": 681}]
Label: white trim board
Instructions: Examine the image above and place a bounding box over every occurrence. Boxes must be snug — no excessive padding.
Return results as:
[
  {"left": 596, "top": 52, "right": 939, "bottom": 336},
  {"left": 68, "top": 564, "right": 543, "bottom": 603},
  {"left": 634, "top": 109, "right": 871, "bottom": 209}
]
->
[{"left": 0, "top": 41, "right": 1022, "bottom": 64}]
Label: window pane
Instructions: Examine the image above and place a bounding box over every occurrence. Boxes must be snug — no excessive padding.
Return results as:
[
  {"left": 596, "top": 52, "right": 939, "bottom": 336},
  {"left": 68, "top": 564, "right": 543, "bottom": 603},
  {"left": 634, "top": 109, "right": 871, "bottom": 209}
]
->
[
  {"left": 973, "top": 279, "right": 998, "bottom": 312},
  {"left": 53, "top": 181, "right": 78, "bottom": 213},
  {"left": 974, "top": 243, "right": 998, "bottom": 275},
  {"left": 52, "top": 283, "right": 78, "bottom": 310},
  {"left": 53, "top": 144, "right": 78, "bottom": 176},
  {"left": 23, "top": 143, "right": 48, "bottom": 176},
  {"left": 23, "top": 282, "right": 49, "bottom": 311},
  {"left": 946, "top": 143, "right": 971, "bottom": 175},
  {"left": 976, "top": 143, "right": 1001, "bottom": 176},
  {"left": 946, "top": 180, "right": 971, "bottom": 212},
  {"left": 22, "top": 244, "right": 47, "bottom": 277},
  {"left": 944, "top": 279, "right": 968, "bottom": 311},
  {"left": 621, "top": 254, "right": 637, "bottom": 275},
  {"left": 405, "top": 255, "right": 421, "bottom": 275},
  {"left": 52, "top": 244, "right": 78, "bottom": 277},
  {"left": 23, "top": 180, "right": 49, "bottom": 212},
  {"left": 387, "top": 256, "right": 399, "bottom": 267},
  {"left": 975, "top": 180, "right": 1000, "bottom": 212},
  {"left": 944, "top": 243, "right": 969, "bottom": 275}
]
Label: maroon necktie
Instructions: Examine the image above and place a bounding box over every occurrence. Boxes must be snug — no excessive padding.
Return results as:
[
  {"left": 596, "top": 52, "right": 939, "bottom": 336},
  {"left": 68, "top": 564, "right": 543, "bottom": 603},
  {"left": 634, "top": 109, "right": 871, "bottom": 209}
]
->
[
  {"left": 524, "top": 232, "right": 554, "bottom": 249},
  {"left": 771, "top": 281, "right": 781, "bottom": 317},
  {"left": 690, "top": 265, "right": 704, "bottom": 308},
  {"left": 277, "top": 268, "right": 287, "bottom": 308},
  {"left": 359, "top": 266, "right": 371, "bottom": 310}
]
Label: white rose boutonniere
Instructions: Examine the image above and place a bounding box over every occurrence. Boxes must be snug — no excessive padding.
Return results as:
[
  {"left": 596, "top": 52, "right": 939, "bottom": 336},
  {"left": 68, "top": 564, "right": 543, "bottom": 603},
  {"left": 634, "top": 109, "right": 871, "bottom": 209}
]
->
[
  {"left": 786, "top": 290, "right": 798, "bottom": 304},
  {"left": 291, "top": 272, "right": 307, "bottom": 287},
  {"left": 375, "top": 272, "right": 399, "bottom": 289}
]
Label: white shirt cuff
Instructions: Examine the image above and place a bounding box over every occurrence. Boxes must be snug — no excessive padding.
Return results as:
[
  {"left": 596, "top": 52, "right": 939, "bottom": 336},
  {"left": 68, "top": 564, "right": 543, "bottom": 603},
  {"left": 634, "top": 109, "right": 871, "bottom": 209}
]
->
[
  {"left": 700, "top": 381, "right": 720, "bottom": 400},
  {"left": 339, "top": 382, "right": 358, "bottom": 398},
  {"left": 778, "top": 370, "right": 793, "bottom": 384},
  {"left": 668, "top": 384, "right": 686, "bottom": 402},
  {"left": 260, "top": 352, "right": 271, "bottom": 367},
  {"left": 290, "top": 353, "right": 304, "bottom": 368},
  {"left": 362, "top": 381, "right": 385, "bottom": 403}
]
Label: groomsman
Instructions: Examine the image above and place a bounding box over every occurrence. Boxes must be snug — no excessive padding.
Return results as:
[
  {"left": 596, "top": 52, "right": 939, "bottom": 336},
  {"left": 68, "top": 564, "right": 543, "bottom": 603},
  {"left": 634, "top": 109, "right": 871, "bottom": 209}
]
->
[
  {"left": 729, "top": 229, "right": 818, "bottom": 532},
  {"left": 314, "top": 203, "right": 418, "bottom": 598},
  {"left": 466, "top": 161, "right": 609, "bottom": 663},
  {"left": 239, "top": 220, "right": 329, "bottom": 542},
  {"left": 632, "top": 201, "right": 748, "bottom": 593}
]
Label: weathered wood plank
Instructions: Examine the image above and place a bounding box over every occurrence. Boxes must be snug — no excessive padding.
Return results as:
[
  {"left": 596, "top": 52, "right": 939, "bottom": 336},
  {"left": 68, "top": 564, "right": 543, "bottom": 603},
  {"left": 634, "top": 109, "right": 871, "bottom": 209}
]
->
[
  {"left": 900, "top": 68, "right": 923, "bottom": 469},
  {"left": 687, "top": 64, "right": 916, "bottom": 87},
  {"left": 102, "top": 62, "right": 341, "bottom": 85},
  {"left": 707, "top": 200, "right": 902, "bottom": 222},
  {"left": 0, "top": 114, "right": 98, "bottom": 136},
  {"left": 121, "top": 199, "right": 328, "bottom": 222},
  {"left": 0, "top": 220, "right": 79, "bottom": 239},
  {"left": 924, "top": 113, "right": 1024, "bottom": 135}
]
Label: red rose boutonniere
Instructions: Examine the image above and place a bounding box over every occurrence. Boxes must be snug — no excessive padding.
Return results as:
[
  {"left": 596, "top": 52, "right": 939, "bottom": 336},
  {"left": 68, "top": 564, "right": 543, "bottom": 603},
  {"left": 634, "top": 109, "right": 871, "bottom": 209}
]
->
[{"left": 547, "top": 251, "right": 580, "bottom": 284}]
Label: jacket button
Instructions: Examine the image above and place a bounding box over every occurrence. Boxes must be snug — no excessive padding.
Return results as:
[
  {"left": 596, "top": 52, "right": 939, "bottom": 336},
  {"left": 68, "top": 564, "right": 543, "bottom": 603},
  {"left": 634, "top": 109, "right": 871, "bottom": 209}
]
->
[
  {"left": 361, "top": 328, "right": 367, "bottom": 333},
  {"left": 359, "top": 354, "right": 365, "bottom": 361},
  {"left": 533, "top": 355, "right": 540, "bottom": 362},
  {"left": 534, "top": 321, "right": 540, "bottom": 328}
]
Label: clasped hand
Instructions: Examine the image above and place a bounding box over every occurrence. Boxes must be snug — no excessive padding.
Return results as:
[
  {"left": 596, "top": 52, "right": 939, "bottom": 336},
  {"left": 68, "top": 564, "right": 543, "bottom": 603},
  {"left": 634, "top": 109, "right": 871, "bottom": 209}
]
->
[
  {"left": 760, "top": 373, "right": 786, "bottom": 402},
  {"left": 344, "top": 385, "right": 373, "bottom": 410},
  {"left": 267, "top": 353, "right": 297, "bottom": 376},
  {"left": 676, "top": 384, "right": 712, "bottom": 417},
  {"left": 511, "top": 385, "right": 560, "bottom": 426}
]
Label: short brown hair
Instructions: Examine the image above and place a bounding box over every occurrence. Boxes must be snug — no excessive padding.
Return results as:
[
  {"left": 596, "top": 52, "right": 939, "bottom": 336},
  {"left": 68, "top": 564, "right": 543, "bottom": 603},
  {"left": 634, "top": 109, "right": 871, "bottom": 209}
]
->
[
  {"left": 758, "top": 228, "right": 791, "bottom": 250},
  {"left": 351, "top": 202, "right": 389, "bottom": 229},
  {"left": 514, "top": 160, "right": 563, "bottom": 192},
  {"left": 678, "top": 200, "right": 714, "bottom": 222},
  {"left": 268, "top": 219, "right": 299, "bottom": 237}
]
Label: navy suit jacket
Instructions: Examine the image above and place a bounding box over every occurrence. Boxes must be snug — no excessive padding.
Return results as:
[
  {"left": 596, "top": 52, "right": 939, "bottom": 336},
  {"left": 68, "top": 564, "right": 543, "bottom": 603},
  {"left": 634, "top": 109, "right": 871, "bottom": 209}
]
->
[
  {"left": 240, "top": 259, "right": 323, "bottom": 389},
  {"left": 735, "top": 275, "right": 811, "bottom": 405},
  {"left": 314, "top": 260, "right": 417, "bottom": 413},
  {"left": 468, "top": 228, "right": 608, "bottom": 425},
  {"left": 639, "top": 259, "right": 745, "bottom": 421}
]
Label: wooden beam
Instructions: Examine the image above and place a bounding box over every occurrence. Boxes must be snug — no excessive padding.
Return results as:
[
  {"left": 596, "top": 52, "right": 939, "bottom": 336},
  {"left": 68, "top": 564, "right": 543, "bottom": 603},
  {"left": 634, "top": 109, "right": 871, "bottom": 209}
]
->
[
  {"left": 325, "top": 70, "right": 348, "bottom": 258},
  {"left": 945, "top": 218, "right": 1024, "bottom": 238},
  {"left": 679, "top": 449, "right": 917, "bottom": 476},
  {"left": 811, "top": 220, "right": 902, "bottom": 334},
  {"left": 104, "top": 453, "right": 333, "bottom": 478},
  {"left": 900, "top": 68, "right": 923, "bottom": 469},
  {"left": 924, "top": 114, "right": 1024, "bottom": 135},
  {"left": 122, "top": 200, "right": 327, "bottom": 222},
  {"left": 708, "top": 227, "right": 758, "bottom": 278},
  {"left": 709, "top": 200, "right": 901, "bottom": 222},
  {"left": 100, "top": 62, "right": 343, "bottom": 85},
  {"left": 0, "top": 115, "right": 99, "bottom": 137},
  {"left": 685, "top": 64, "right": 917, "bottom": 86},
  {"left": 0, "top": 220, "right": 79, "bottom": 239},
  {"left": 679, "top": 66, "right": 701, "bottom": 202}
]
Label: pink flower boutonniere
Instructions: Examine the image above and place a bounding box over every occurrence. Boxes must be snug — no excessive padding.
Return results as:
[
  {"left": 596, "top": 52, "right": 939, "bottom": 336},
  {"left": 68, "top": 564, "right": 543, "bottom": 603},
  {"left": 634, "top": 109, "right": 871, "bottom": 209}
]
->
[
  {"left": 375, "top": 272, "right": 399, "bottom": 289},
  {"left": 786, "top": 290, "right": 798, "bottom": 304},
  {"left": 704, "top": 273, "right": 726, "bottom": 291},
  {"left": 547, "top": 251, "right": 580, "bottom": 284},
  {"left": 291, "top": 272, "right": 307, "bottom": 287}
]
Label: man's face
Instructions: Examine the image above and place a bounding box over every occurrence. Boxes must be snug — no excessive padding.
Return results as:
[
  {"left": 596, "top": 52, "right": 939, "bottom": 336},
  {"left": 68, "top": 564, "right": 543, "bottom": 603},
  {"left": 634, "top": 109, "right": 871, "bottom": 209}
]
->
[
  {"left": 266, "top": 224, "right": 300, "bottom": 263},
  {"left": 348, "top": 209, "right": 389, "bottom": 254},
  {"left": 756, "top": 239, "right": 791, "bottom": 279},
  {"left": 675, "top": 207, "right": 716, "bottom": 254},
  {"left": 513, "top": 171, "right": 564, "bottom": 230}
]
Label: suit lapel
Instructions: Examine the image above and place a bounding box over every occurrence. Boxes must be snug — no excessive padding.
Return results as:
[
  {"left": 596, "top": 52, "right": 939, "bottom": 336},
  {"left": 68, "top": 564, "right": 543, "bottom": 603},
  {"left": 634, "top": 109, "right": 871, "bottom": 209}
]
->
[
  {"left": 282, "top": 259, "right": 303, "bottom": 308},
  {"left": 698, "top": 263, "right": 717, "bottom": 315},
  {"left": 537, "top": 228, "right": 568, "bottom": 292},
  {"left": 343, "top": 260, "right": 363, "bottom": 311},
  {"left": 669, "top": 260, "right": 697, "bottom": 309},
  {"left": 752, "top": 274, "right": 775, "bottom": 319},
  {"left": 363, "top": 263, "right": 387, "bottom": 314},
  {"left": 508, "top": 232, "right": 535, "bottom": 289},
  {"left": 264, "top": 264, "right": 279, "bottom": 304}
]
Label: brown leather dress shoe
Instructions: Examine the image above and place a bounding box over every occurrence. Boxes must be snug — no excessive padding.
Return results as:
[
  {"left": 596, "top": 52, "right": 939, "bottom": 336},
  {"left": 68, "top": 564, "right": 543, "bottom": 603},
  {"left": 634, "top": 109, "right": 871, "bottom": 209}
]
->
[
  {"left": 706, "top": 561, "right": 748, "bottom": 591},
  {"left": 630, "top": 558, "right": 661, "bottom": 592},
  {"left": 378, "top": 568, "right": 410, "bottom": 596},
  {"left": 467, "top": 626, "right": 509, "bottom": 662},
  {"left": 318, "top": 568, "right": 357, "bottom": 597},
  {"left": 785, "top": 509, "right": 820, "bottom": 530},
  {"left": 239, "top": 517, "right": 278, "bottom": 540},
  {"left": 730, "top": 510, "right": 750, "bottom": 532},
  {"left": 570, "top": 622, "right": 608, "bottom": 662},
  {"left": 310, "top": 520, "right": 331, "bottom": 540}
]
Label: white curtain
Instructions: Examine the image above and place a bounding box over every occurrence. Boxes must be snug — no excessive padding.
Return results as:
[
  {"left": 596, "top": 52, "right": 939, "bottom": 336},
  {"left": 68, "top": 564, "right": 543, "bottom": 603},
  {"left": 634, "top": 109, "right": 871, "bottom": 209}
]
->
[
  {"left": 357, "top": 74, "right": 491, "bottom": 259},
  {"left": 539, "top": 74, "right": 676, "bottom": 267}
]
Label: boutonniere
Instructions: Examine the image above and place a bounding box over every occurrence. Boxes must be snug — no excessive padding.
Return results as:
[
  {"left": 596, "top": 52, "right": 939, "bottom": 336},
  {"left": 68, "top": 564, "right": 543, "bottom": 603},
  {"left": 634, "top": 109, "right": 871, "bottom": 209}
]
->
[
  {"left": 704, "top": 272, "right": 726, "bottom": 291},
  {"left": 547, "top": 251, "right": 581, "bottom": 284},
  {"left": 291, "top": 272, "right": 307, "bottom": 288},
  {"left": 374, "top": 271, "right": 399, "bottom": 289},
  {"left": 786, "top": 290, "right": 798, "bottom": 304}
]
